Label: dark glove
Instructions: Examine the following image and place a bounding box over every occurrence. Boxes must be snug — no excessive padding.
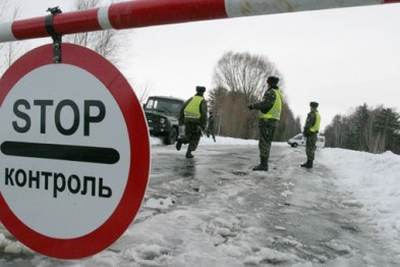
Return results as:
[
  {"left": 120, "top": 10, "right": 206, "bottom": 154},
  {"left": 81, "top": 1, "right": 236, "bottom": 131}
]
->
[{"left": 248, "top": 104, "right": 254, "bottom": 110}]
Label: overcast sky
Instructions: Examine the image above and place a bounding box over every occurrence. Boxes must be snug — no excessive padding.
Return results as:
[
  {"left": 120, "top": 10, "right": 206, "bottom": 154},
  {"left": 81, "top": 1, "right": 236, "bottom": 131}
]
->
[{"left": 7, "top": 0, "right": 400, "bottom": 129}]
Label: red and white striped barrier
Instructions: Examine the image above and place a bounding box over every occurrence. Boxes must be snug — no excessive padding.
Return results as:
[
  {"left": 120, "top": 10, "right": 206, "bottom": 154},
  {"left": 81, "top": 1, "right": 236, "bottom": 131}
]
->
[{"left": 0, "top": 0, "right": 399, "bottom": 43}]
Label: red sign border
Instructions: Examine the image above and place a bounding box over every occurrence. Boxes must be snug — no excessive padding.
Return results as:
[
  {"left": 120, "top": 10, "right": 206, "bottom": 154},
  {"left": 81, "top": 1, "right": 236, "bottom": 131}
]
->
[{"left": 0, "top": 43, "right": 150, "bottom": 259}]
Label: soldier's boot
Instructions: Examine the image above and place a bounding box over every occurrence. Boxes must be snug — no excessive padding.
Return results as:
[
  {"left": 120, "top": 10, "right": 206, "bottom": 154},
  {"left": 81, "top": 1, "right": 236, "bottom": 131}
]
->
[
  {"left": 176, "top": 139, "right": 182, "bottom": 151},
  {"left": 301, "top": 160, "right": 313, "bottom": 169},
  {"left": 186, "top": 149, "right": 194, "bottom": 159},
  {"left": 307, "top": 160, "right": 313, "bottom": 169},
  {"left": 253, "top": 158, "right": 268, "bottom": 171}
]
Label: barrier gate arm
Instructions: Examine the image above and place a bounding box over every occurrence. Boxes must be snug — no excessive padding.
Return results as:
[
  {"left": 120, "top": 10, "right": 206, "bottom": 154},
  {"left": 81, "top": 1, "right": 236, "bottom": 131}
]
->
[{"left": 0, "top": 0, "right": 399, "bottom": 43}]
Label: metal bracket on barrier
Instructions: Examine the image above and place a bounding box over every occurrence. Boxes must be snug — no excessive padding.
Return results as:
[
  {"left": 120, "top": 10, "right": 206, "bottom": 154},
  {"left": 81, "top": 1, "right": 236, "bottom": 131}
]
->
[{"left": 45, "top": 7, "right": 63, "bottom": 63}]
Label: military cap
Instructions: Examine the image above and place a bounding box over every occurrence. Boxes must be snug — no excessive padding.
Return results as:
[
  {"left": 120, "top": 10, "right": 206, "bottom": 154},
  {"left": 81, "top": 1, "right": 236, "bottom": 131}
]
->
[
  {"left": 196, "top": 86, "right": 206, "bottom": 93},
  {"left": 267, "top": 76, "right": 279, "bottom": 86}
]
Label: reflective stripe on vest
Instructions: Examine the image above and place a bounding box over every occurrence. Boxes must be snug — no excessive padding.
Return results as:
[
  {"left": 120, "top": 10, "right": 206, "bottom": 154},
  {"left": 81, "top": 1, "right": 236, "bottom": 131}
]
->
[
  {"left": 260, "top": 88, "right": 283, "bottom": 121},
  {"left": 310, "top": 111, "right": 321, "bottom": 133},
  {"left": 184, "top": 96, "right": 203, "bottom": 119}
]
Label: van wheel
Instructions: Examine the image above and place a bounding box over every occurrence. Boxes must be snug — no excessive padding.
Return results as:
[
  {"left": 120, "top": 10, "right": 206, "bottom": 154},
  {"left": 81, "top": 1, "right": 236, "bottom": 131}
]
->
[
  {"left": 164, "top": 127, "right": 177, "bottom": 145},
  {"left": 291, "top": 143, "right": 298, "bottom": 148}
]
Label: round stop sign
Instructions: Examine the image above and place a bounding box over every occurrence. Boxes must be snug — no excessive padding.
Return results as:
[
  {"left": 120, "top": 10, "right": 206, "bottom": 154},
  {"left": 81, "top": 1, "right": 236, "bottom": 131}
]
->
[{"left": 0, "top": 44, "right": 150, "bottom": 259}]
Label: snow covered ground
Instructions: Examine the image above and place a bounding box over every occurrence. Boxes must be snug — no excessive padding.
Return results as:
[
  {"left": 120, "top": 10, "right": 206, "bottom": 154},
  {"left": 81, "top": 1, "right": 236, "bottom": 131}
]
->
[
  {"left": 320, "top": 148, "right": 400, "bottom": 257},
  {"left": 150, "top": 136, "right": 259, "bottom": 146},
  {"left": 1, "top": 137, "right": 400, "bottom": 266},
  {"left": 151, "top": 135, "right": 286, "bottom": 146}
]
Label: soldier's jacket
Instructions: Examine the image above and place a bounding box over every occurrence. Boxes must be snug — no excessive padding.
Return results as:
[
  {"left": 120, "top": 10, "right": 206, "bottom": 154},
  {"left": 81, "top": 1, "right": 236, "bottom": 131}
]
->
[
  {"left": 251, "top": 87, "right": 277, "bottom": 118},
  {"left": 304, "top": 110, "right": 317, "bottom": 136},
  {"left": 179, "top": 94, "right": 208, "bottom": 129}
]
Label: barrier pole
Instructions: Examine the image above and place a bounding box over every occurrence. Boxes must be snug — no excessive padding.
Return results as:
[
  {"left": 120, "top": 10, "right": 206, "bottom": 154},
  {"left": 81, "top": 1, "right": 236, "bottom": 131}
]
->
[{"left": 0, "top": 0, "right": 399, "bottom": 43}]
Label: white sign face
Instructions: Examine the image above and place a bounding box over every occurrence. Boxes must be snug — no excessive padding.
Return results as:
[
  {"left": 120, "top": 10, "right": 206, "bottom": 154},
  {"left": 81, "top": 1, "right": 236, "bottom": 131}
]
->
[{"left": 0, "top": 64, "right": 130, "bottom": 238}]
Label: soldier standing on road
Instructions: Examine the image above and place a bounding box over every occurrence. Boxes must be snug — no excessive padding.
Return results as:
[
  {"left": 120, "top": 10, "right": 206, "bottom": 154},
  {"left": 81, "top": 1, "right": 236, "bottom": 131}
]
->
[
  {"left": 176, "top": 86, "right": 208, "bottom": 158},
  {"left": 301, "top": 102, "right": 321, "bottom": 169},
  {"left": 248, "top": 76, "right": 283, "bottom": 171}
]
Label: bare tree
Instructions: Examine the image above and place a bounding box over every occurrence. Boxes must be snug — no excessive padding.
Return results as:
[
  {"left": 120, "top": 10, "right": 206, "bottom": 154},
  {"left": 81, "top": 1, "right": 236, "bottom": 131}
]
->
[
  {"left": 0, "top": 2, "right": 24, "bottom": 75},
  {"left": 5, "top": 7, "right": 23, "bottom": 67},
  {"left": 66, "top": 0, "right": 119, "bottom": 63},
  {"left": 213, "top": 51, "right": 281, "bottom": 102},
  {"left": 0, "top": 0, "right": 8, "bottom": 73},
  {"left": 210, "top": 51, "right": 300, "bottom": 140},
  {"left": 137, "top": 82, "right": 152, "bottom": 104}
]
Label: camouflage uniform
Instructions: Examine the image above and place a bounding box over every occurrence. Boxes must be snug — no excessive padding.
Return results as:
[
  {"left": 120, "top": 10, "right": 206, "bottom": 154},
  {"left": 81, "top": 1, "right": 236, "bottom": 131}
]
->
[
  {"left": 178, "top": 93, "right": 208, "bottom": 157},
  {"left": 184, "top": 120, "right": 202, "bottom": 152},
  {"left": 305, "top": 131, "right": 317, "bottom": 161},
  {"left": 207, "top": 113, "right": 216, "bottom": 142},
  {"left": 302, "top": 110, "right": 318, "bottom": 166},
  {"left": 251, "top": 88, "right": 278, "bottom": 167}
]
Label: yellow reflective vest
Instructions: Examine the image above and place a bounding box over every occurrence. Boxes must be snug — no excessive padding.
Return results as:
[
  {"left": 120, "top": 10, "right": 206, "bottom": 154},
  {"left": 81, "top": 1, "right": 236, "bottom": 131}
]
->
[
  {"left": 184, "top": 96, "right": 203, "bottom": 119},
  {"left": 310, "top": 111, "right": 321, "bottom": 133},
  {"left": 260, "top": 88, "right": 283, "bottom": 121}
]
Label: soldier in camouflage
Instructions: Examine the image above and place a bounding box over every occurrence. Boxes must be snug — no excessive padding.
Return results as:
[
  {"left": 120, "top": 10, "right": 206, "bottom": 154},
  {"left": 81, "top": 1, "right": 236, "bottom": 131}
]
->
[
  {"left": 176, "top": 86, "right": 208, "bottom": 158},
  {"left": 248, "top": 76, "right": 283, "bottom": 171},
  {"left": 207, "top": 111, "right": 216, "bottom": 142},
  {"left": 301, "top": 102, "right": 321, "bottom": 169}
]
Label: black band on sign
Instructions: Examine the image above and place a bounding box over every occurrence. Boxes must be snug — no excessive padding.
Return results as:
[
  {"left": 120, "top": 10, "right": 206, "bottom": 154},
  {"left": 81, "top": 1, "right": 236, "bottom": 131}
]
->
[{"left": 1, "top": 141, "right": 120, "bottom": 164}]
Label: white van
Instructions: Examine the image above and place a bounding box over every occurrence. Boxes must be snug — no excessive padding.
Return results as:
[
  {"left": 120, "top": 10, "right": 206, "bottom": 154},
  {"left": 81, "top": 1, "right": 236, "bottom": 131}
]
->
[{"left": 287, "top": 133, "right": 325, "bottom": 148}]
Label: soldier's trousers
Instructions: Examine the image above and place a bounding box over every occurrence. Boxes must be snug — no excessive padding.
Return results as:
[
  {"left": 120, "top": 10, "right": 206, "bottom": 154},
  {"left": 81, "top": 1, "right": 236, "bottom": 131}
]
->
[
  {"left": 258, "top": 120, "right": 277, "bottom": 162},
  {"left": 306, "top": 133, "right": 317, "bottom": 161},
  {"left": 184, "top": 121, "right": 202, "bottom": 152}
]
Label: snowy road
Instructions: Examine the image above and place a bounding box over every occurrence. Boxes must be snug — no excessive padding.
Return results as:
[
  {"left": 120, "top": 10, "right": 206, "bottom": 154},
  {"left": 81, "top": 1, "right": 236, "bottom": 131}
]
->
[{"left": 0, "top": 143, "right": 399, "bottom": 266}]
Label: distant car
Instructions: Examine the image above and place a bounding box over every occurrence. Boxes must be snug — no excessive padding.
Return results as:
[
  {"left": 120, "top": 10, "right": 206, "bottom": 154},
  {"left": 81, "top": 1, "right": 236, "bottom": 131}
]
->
[
  {"left": 287, "top": 133, "right": 325, "bottom": 148},
  {"left": 144, "top": 96, "right": 185, "bottom": 145}
]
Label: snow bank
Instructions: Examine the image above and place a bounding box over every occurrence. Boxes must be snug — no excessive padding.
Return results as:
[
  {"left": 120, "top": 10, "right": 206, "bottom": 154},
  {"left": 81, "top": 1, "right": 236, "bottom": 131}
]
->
[
  {"left": 199, "top": 136, "right": 258, "bottom": 146},
  {"left": 0, "top": 232, "right": 33, "bottom": 256},
  {"left": 151, "top": 136, "right": 258, "bottom": 146},
  {"left": 144, "top": 197, "right": 175, "bottom": 210},
  {"left": 243, "top": 247, "right": 297, "bottom": 265},
  {"left": 200, "top": 136, "right": 287, "bottom": 146},
  {"left": 151, "top": 136, "right": 288, "bottom": 146},
  {"left": 320, "top": 148, "right": 400, "bottom": 251},
  {"left": 150, "top": 137, "right": 162, "bottom": 146}
]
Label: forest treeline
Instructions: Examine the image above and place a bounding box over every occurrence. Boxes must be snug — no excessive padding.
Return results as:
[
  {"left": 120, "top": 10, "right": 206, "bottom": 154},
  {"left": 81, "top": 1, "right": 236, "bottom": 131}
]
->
[{"left": 325, "top": 104, "right": 400, "bottom": 154}]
